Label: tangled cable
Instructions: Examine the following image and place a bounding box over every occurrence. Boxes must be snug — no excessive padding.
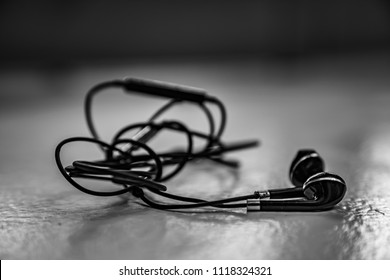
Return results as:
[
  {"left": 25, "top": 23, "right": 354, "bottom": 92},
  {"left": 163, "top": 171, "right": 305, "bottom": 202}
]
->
[{"left": 55, "top": 77, "right": 260, "bottom": 210}]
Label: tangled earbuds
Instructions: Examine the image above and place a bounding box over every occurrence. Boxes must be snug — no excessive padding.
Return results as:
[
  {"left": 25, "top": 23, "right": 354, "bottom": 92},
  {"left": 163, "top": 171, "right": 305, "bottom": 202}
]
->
[{"left": 55, "top": 77, "right": 346, "bottom": 212}]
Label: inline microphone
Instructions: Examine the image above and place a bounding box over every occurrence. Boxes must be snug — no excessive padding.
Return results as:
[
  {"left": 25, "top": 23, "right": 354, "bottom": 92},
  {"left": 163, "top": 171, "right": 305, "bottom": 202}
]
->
[{"left": 123, "top": 77, "right": 210, "bottom": 103}]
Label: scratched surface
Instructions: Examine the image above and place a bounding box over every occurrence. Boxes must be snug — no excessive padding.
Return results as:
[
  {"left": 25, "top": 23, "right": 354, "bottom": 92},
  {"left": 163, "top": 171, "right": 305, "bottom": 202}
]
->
[{"left": 1, "top": 54, "right": 390, "bottom": 259}]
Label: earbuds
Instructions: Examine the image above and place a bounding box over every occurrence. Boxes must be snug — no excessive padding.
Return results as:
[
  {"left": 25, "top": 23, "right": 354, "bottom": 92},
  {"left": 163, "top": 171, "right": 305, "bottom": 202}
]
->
[
  {"left": 256, "top": 149, "right": 327, "bottom": 200},
  {"left": 247, "top": 150, "right": 347, "bottom": 212},
  {"left": 55, "top": 77, "right": 346, "bottom": 213}
]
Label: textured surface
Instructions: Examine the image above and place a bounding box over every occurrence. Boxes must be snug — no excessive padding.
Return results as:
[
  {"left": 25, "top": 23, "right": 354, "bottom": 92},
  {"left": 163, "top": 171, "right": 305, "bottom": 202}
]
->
[{"left": 1, "top": 54, "right": 390, "bottom": 259}]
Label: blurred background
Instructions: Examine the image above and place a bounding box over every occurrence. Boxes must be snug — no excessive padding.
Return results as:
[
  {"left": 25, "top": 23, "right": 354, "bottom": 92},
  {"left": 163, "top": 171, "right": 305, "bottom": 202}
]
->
[
  {"left": 1, "top": 0, "right": 389, "bottom": 104},
  {"left": 1, "top": 0, "right": 389, "bottom": 64},
  {"left": 0, "top": 0, "right": 388, "bottom": 112}
]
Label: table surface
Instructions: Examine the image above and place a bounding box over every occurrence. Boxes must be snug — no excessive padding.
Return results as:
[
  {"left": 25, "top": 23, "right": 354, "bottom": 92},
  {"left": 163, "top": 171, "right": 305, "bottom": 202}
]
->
[{"left": 1, "top": 54, "right": 390, "bottom": 259}]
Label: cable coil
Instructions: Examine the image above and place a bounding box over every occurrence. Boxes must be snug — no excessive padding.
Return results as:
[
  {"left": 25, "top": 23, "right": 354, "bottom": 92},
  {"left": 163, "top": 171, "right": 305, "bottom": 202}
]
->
[{"left": 55, "top": 78, "right": 260, "bottom": 210}]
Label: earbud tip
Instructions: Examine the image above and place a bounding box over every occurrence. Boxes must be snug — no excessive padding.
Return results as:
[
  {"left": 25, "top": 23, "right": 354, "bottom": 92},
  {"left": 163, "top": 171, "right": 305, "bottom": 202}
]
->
[{"left": 289, "top": 149, "right": 325, "bottom": 187}]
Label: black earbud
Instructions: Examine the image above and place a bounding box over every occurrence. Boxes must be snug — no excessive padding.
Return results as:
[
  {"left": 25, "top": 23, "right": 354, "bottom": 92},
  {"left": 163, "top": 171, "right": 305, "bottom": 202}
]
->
[
  {"left": 255, "top": 149, "right": 326, "bottom": 200},
  {"left": 248, "top": 171, "right": 346, "bottom": 211},
  {"left": 247, "top": 150, "right": 346, "bottom": 212},
  {"left": 289, "top": 149, "right": 325, "bottom": 187}
]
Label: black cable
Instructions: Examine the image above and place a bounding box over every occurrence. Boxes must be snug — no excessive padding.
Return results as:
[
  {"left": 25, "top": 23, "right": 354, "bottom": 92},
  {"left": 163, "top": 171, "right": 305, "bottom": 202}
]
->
[
  {"left": 147, "top": 100, "right": 216, "bottom": 146},
  {"left": 148, "top": 100, "right": 179, "bottom": 121},
  {"left": 133, "top": 187, "right": 255, "bottom": 209},
  {"left": 207, "top": 96, "right": 227, "bottom": 140},
  {"left": 147, "top": 188, "right": 246, "bottom": 208},
  {"left": 85, "top": 80, "right": 217, "bottom": 149},
  {"left": 112, "top": 121, "right": 194, "bottom": 182},
  {"left": 84, "top": 79, "right": 236, "bottom": 169},
  {"left": 55, "top": 137, "right": 166, "bottom": 196},
  {"left": 56, "top": 78, "right": 260, "bottom": 211}
]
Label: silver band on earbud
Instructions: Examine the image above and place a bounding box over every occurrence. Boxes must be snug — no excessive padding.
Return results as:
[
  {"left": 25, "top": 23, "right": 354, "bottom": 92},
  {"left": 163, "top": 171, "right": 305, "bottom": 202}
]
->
[{"left": 247, "top": 199, "right": 261, "bottom": 211}]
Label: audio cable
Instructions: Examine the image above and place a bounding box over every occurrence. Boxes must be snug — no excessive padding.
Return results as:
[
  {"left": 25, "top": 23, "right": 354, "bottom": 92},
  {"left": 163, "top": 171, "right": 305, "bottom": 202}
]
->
[{"left": 55, "top": 78, "right": 346, "bottom": 212}]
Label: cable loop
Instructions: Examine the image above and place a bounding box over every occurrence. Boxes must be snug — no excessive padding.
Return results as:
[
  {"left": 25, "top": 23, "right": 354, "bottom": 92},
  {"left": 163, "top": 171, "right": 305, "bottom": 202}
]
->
[{"left": 55, "top": 78, "right": 259, "bottom": 209}]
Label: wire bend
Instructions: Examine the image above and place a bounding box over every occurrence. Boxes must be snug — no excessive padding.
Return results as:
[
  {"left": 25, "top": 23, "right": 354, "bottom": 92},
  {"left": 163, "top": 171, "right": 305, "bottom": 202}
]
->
[{"left": 56, "top": 77, "right": 260, "bottom": 209}]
